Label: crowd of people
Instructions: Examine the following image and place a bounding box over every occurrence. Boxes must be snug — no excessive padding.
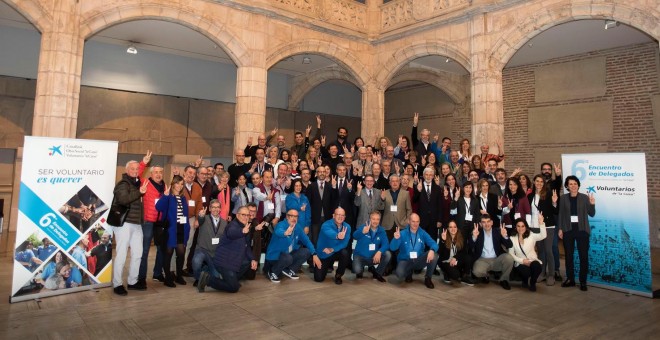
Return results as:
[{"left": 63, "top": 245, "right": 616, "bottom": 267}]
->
[{"left": 108, "top": 113, "right": 596, "bottom": 296}]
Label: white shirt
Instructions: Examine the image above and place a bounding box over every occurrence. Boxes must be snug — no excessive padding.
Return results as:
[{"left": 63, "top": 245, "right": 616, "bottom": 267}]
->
[{"left": 481, "top": 230, "right": 496, "bottom": 259}]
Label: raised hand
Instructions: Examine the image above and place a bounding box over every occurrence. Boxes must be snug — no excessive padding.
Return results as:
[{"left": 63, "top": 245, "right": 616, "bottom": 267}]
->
[
  {"left": 441, "top": 228, "right": 447, "bottom": 241},
  {"left": 413, "top": 112, "right": 419, "bottom": 127},
  {"left": 421, "top": 156, "right": 427, "bottom": 166},
  {"left": 538, "top": 212, "right": 544, "bottom": 225},
  {"left": 164, "top": 185, "right": 171, "bottom": 196},
  {"left": 194, "top": 155, "right": 204, "bottom": 168},
  {"left": 342, "top": 145, "right": 349, "bottom": 155},
  {"left": 552, "top": 189, "right": 558, "bottom": 204},
  {"left": 393, "top": 226, "right": 401, "bottom": 239},
  {"left": 434, "top": 175, "right": 441, "bottom": 186},
  {"left": 362, "top": 221, "right": 370, "bottom": 234},
  {"left": 320, "top": 135, "right": 326, "bottom": 146},
  {"left": 500, "top": 223, "right": 507, "bottom": 238},
  {"left": 433, "top": 132, "right": 439, "bottom": 143},
  {"left": 247, "top": 136, "right": 253, "bottom": 145},
  {"left": 172, "top": 166, "right": 180, "bottom": 176},
  {"left": 346, "top": 180, "right": 353, "bottom": 191},
  {"left": 139, "top": 180, "right": 149, "bottom": 194},
  {"left": 267, "top": 190, "right": 274, "bottom": 201},
  {"left": 394, "top": 162, "right": 401, "bottom": 175},
  {"left": 554, "top": 162, "right": 562, "bottom": 176},
  {"left": 444, "top": 186, "right": 449, "bottom": 198},
  {"left": 234, "top": 187, "right": 240, "bottom": 196},
  {"left": 497, "top": 196, "right": 503, "bottom": 209},
  {"left": 284, "top": 223, "right": 295, "bottom": 236},
  {"left": 380, "top": 189, "right": 386, "bottom": 200},
  {"left": 588, "top": 193, "right": 596, "bottom": 205},
  {"left": 331, "top": 175, "right": 337, "bottom": 188},
  {"left": 356, "top": 181, "right": 363, "bottom": 192},
  {"left": 143, "top": 150, "right": 152, "bottom": 164},
  {"left": 305, "top": 125, "right": 312, "bottom": 137},
  {"left": 242, "top": 222, "right": 250, "bottom": 234},
  {"left": 417, "top": 180, "right": 422, "bottom": 192},
  {"left": 316, "top": 115, "right": 322, "bottom": 128},
  {"left": 511, "top": 167, "right": 522, "bottom": 177},
  {"left": 454, "top": 187, "right": 461, "bottom": 202},
  {"left": 270, "top": 127, "right": 278, "bottom": 136},
  {"left": 301, "top": 203, "right": 306, "bottom": 211},
  {"left": 337, "top": 226, "right": 347, "bottom": 240},
  {"left": 198, "top": 206, "right": 207, "bottom": 218}
]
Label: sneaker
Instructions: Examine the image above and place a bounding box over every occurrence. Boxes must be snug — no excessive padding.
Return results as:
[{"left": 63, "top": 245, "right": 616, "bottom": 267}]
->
[
  {"left": 198, "top": 272, "right": 209, "bottom": 293},
  {"left": 127, "top": 281, "right": 146, "bottom": 291},
  {"left": 282, "top": 269, "right": 299, "bottom": 280},
  {"left": 461, "top": 276, "right": 474, "bottom": 287},
  {"left": 268, "top": 272, "right": 281, "bottom": 283},
  {"left": 537, "top": 274, "right": 546, "bottom": 283},
  {"left": 113, "top": 286, "right": 128, "bottom": 296},
  {"left": 372, "top": 272, "right": 386, "bottom": 283},
  {"left": 442, "top": 275, "right": 451, "bottom": 284},
  {"left": 152, "top": 274, "right": 165, "bottom": 282},
  {"left": 500, "top": 280, "right": 511, "bottom": 290},
  {"left": 546, "top": 276, "right": 556, "bottom": 286}
]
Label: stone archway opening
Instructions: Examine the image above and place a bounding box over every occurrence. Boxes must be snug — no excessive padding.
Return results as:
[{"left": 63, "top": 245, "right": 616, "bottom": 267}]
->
[
  {"left": 266, "top": 53, "right": 362, "bottom": 151},
  {"left": 384, "top": 55, "right": 470, "bottom": 153},
  {"left": 79, "top": 19, "right": 240, "bottom": 166}
]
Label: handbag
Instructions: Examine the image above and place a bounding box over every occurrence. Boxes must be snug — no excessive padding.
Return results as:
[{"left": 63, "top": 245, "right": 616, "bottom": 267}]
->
[
  {"left": 107, "top": 196, "right": 129, "bottom": 227},
  {"left": 153, "top": 196, "right": 169, "bottom": 247}
]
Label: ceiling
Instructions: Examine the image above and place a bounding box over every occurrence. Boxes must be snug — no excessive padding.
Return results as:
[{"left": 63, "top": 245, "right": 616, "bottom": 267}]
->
[{"left": 0, "top": 2, "right": 655, "bottom": 79}]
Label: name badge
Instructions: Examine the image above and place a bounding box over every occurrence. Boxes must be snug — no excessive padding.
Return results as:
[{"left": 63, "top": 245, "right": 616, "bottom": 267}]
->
[
  {"left": 202, "top": 197, "right": 206, "bottom": 203},
  {"left": 369, "top": 244, "right": 376, "bottom": 251},
  {"left": 409, "top": 251, "right": 418, "bottom": 259},
  {"left": 465, "top": 213, "right": 473, "bottom": 222},
  {"left": 514, "top": 213, "right": 521, "bottom": 219},
  {"left": 571, "top": 215, "right": 579, "bottom": 223},
  {"left": 211, "top": 238, "right": 219, "bottom": 245},
  {"left": 288, "top": 245, "right": 293, "bottom": 253},
  {"left": 390, "top": 206, "right": 398, "bottom": 212},
  {"left": 188, "top": 200, "right": 195, "bottom": 207},
  {"left": 266, "top": 202, "right": 275, "bottom": 210},
  {"left": 280, "top": 194, "right": 287, "bottom": 201},
  {"left": 450, "top": 208, "right": 457, "bottom": 215},
  {"left": 178, "top": 216, "right": 187, "bottom": 224}
]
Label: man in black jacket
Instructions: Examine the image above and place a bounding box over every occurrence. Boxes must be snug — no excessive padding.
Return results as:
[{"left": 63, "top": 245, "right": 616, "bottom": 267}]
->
[
  {"left": 468, "top": 214, "right": 514, "bottom": 290},
  {"left": 414, "top": 168, "right": 444, "bottom": 241}
]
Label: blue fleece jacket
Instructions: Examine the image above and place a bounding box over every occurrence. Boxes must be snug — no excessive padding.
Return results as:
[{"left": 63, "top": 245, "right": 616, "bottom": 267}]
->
[
  {"left": 266, "top": 220, "right": 316, "bottom": 261},
  {"left": 352, "top": 224, "right": 389, "bottom": 258},
  {"left": 316, "top": 219, "right": 351, "bottom": 259},
  {"left": 389, "top": 227, "right": 439, "bottom": 261}
]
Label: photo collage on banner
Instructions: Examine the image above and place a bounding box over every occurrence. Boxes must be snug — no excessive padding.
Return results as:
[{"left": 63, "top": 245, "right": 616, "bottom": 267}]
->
[
  {"left": 562, "top": 153, "right": 653, "bottom": 297},
  {"left": 11, "top": 137, "right": 118, "bottom": 303}
]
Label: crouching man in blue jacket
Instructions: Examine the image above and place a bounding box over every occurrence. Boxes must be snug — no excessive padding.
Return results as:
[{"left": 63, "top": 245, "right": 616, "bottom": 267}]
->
[
  {"left": 314, "top": 208, "right": 352, "bottom": 285},
  {"left": 352, "top": 211, "right": 391, "bottom": 282},
  {"left": 389, "top": 213, "right": 439, "bottom": 289},
  {"left": 266, "top": 209, "right": 322, "bottom": 283}
]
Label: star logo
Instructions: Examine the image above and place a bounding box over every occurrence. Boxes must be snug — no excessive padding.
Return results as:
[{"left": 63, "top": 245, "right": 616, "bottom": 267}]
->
[
  {"left": 48, "top": 145, "right": 62, "bottom": 156},
  {"left": 586, "top": 186, "right": 596, "bottom": 194}
]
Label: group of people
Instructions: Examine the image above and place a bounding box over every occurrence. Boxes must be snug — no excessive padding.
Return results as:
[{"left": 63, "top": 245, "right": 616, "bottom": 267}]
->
[{"left": 109, "top": 113, "right": 596, "bottom": 296}]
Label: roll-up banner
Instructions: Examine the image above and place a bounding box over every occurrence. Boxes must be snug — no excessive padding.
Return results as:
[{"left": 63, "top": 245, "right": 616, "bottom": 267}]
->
[
  {"left": 11, "top": 136, "right": 118, "bottom": 303},
  {"left": 562, "top": 153, "right": 655, "bottom": 297}
]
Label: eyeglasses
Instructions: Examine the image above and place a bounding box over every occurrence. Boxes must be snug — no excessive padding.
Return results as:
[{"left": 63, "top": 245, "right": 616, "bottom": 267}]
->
[
  {"left": 237, "top": 213, "right": 250, "bottom": 217},
  {"left": 287, "top": 214, "right": 299, "bottom": 218}
]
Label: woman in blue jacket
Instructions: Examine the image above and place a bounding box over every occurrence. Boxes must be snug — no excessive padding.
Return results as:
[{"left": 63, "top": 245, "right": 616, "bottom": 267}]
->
[
  {"left": 285, "top": 179, "right": 311, "bottom": 234},
  {"left": 156, "top": 175, "right": 191, "bottom": 287}
]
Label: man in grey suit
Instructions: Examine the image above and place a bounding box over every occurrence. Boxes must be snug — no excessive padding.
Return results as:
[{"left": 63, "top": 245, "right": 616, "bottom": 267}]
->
[
  {"left": 354, "top": 175, "right": 385, "bottom": 227},
  {"left": 381, "top": 175, "right": 412, "bottom": 240}
]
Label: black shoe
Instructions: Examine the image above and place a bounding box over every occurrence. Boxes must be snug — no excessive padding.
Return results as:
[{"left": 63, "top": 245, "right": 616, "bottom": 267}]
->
[
  {"left": 355, "top": 273, "right": 363, "bottom": 279},
  {"left": 461, "top": 275, "right": 474, "bottom": 286},
  {"left": 113, "top": 286, "right": 128, "bottom": 296},
  {"left": 198, "top": 272, "right": 209, "bottom": 293},
  {"left": 193, "top": 280, "right": 198, "bottom": 287},
  {"left": 521, "top": 279, "right": 529, "bottom": 289},
  {"left": 405, "top": 275, "right": 413, "bottom": 283},
  {"left": 127, "top": 281, "right": 146, "bottom": 291},
  {"left": 500, "top": 280, "right": 511, "bottom": 290},
  {"left": 413, "top": 269, "right": 423, "bottom": 274},
  {"left": 561, "top": 279, "right": 576, "bottom": 287},
  {"left": 175, "top": 276, "right": 187, "bottom": 285},
  {"left": 480, "top": 277, "right": 490, "bottom": 284},
  {"left": 580, "top": 283, "right": 588, "bottom": 291},
  {"left": 334, "top": 275, "right": 343, "bottom": 285},
  {"left": 424, "top": 277, "right": 435, "bottom": 289},
  {"left": 372, "top": 272, "right": 386, "bottom": 283},
  {"left": 442, "top": 275, "right": 451, "bottom": 284},
  {"left": 433, "top": 269, "right": 441, "bottom": 275},
  {"left": 529, "top": 284, "right": 537, "bottom": 292},
  {"left": 554, "top": 271, "right": 563, "bottom": 282},
  {"left": 181, "top": 269, "right": 193, "bottom": 277},
  {"left": 152, "top": 274, "right": 165, "bottom": 282}
]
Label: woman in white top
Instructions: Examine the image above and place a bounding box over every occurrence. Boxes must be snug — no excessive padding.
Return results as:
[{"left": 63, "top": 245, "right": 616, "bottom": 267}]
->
[
  {"left": 509, "top": 214, "right": 546, "bottom": 291},
  {"left": 266, "top": 146, "right": 284, "bottom": 170}
]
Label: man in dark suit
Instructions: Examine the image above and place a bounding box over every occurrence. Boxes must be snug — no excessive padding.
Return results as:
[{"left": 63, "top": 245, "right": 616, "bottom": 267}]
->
[
  {"left": 468, "top": 213, "right": 514, "bottom": 290},
  {"left": 305, "top": 166, "right": 337, "bottom": 247},
  {"left": 334, "top": 164, "right": 356, "bottom": 228},
  {"left": 414, "top": 167, "right": 444, "bottom": 242},
  {"left": 354, "top": 175, "right": 384, "bottom": 227}
]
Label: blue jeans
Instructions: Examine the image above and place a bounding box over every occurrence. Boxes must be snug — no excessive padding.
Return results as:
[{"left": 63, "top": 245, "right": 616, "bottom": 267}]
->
[
  {"left": 395, "top": 251, "right": 439, "bottom": 279},
  {"left": 139, "top": 221, "right": 164, "bottom": 280},
  {"left": 353, "top": 251, "right": 392, "bottom": 276},
  {"left": 207, "top": 260, "right": 251, "bottom": 293},
  {"left": 267, "top": 248, "right": 310, "bottom": 275},
  {"left": 192, "top": 249, "right": 220, "bottom": 280}
]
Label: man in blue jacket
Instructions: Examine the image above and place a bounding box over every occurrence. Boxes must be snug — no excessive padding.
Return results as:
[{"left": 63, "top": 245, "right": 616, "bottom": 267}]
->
[
  {"left": 352, "top": 211, "right": 391, "bottom": 282},
  {"left": 197, "top": 207, "right": 257, "bottom": 293},
  {"left": 314, "top": 208, "right": 352, "bottom": 284},
  {"left": 389, "top": 213, "right": 439, "bottom": 289},
  {"left": 266, "top": 209, "right": 321, "bottom": 283}
]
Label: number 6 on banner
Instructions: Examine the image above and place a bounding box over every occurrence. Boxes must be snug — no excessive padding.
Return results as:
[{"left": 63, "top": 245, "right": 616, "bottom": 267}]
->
[
  {"left": 572, "top": 160, "right": 587, "bottom": 181},
  {"left": 39, "top": 212, "right": 56, "bottom": 227}
]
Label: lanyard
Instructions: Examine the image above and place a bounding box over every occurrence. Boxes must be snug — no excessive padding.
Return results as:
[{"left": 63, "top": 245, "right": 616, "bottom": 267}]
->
[
  {"left": 532, "top": 194, "right": 540, "bottom": 212},
  {"left": 369, "top": 229, "right": 376, "bottom": 241},
  {"left": 481, "top": 196, "right": 488, "bottom": 210},
  {"left": 519, "top": 238, "right": 529, "bottom": 258},
  {"left": 410, "top": 232, "right": 418, "bottom": 251},
  {"left": 465, "top": 198, "right": 471, "bottom": 212}
]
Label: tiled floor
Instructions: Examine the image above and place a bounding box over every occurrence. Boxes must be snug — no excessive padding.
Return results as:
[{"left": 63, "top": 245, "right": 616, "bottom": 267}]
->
[{"left": 1, "top": 241, "right": 659, "bottom": 339}]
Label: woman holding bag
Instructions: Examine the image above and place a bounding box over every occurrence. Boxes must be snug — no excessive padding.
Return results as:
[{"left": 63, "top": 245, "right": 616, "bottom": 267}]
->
[{"left": 156, "top": 175, "right": 191, "bottom": 287}]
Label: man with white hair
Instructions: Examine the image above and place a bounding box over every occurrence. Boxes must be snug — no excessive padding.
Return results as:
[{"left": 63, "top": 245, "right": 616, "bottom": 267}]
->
[
  {"left": 411, "top": 112, "right": 432, "bottom": 158},
  {"left": 110, "top": 160, "right": 148, "bottom": 295}
]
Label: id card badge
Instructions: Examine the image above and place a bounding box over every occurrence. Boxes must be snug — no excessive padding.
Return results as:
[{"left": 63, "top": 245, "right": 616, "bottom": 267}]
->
[
  {"left": 450, "top": 208, "right": 458, "bottom": 215},
  {"left": 266, "top": 202, "right": 275, "bottom": 210},
  {"left": 178, "top": 216, "right": 187, "bottom": 224},
  {"left": 188, "top": 200, "right": 195, "bottom": 207},
  {"left": 369, "top": 244, "right": 376, "bottom": 251},
  {"left": 390, "top": 205, "right": 398, "bottom": 212},
  {"left": 211, "top": 238, "right": 220, "bottom": 245},
  {"left": 571, "top": 215, "right": 579, "bottom": 223},
  {"left": 202, "top": 196, "right": 206, "bottom": 203},
  {"left": 281, "top": 194, "right": 287, "bottom": 202},
  {"left": 409, "top": 251, "right": 418, "bottom": 259},
  {"left": 514, "top": 213, "right": 521, "bottom": 219},
  {"left": 289, "top": 245, "right": 293, "bottom": 253},
  {"left": 465, "top": 213, "right": 473, "bottom": 222}
]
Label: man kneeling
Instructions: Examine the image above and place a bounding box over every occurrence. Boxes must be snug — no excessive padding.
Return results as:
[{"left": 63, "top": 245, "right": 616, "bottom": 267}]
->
[
  {"left": 353, "top": 211, "right": 391, "bottom": 282},
  {"left": 389, "top": 213, "right": 439, "bottom": 289},
  {"left": 265, "top": 209, "right": 321, "bottom": 283}
]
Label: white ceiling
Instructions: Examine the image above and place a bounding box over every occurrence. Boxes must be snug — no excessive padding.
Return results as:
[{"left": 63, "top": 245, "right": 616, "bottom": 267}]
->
[{"left": 0, "top": 2, "right": 655, "bottom": 79}]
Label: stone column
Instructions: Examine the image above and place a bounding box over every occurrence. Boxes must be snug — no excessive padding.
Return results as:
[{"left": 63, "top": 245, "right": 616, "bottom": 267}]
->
[
  {"left": 234, "top": 66, "right": 268, "bottom": 159},
  {"left": 470, "top": 13, "right": 504, "bottom": 156},
  {"left": 366, "top": 0, "right": 384, "bottom": 40},
  {"left": 361, "top": 81, "right": 384, "bottom": 141},
  {"left": 32, "top": 0, "right": 83, "bottom": 138}
]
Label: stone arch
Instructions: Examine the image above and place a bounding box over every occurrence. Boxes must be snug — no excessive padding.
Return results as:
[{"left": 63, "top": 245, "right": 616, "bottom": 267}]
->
[
  {"left": 376, "top": 41, "right": 471, "bottom": 89},
  {"left": 489, "top": 0, "right": 660, "bottom": 70},
  {"left": 387, "top": 66, "right": 467, "bottom": 104},
  {"left": 2, "top": 0, "right": 51, "bottom": 32},
  {"left": 288, "top": 65, "right": 359, "bottom": 111},
  {"left": 266, "top": 39, "right": 370, "bottom": 88},
  {"left": 79, "top": 2, "right": 250, "bottom": 67}
]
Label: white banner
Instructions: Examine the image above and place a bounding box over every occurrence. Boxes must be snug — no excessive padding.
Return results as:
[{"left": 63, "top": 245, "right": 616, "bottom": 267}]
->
[
  {"left": 11, "top": 136, "right": 118, "bottom": 303},
  {"left": 562, "top": 153, "right": 652, "bottom": 297}
]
